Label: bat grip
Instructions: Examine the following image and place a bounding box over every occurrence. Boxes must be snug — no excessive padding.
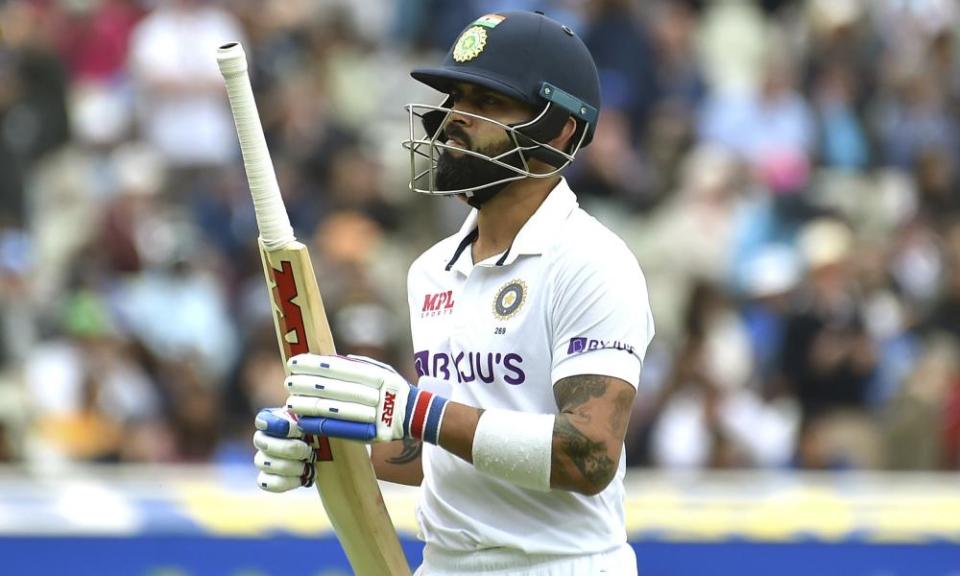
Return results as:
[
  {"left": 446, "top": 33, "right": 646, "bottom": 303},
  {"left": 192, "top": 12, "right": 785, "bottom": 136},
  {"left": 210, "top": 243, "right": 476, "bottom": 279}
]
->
[{"left": 217, "top": 42, "right": 295, "bottom": 249}]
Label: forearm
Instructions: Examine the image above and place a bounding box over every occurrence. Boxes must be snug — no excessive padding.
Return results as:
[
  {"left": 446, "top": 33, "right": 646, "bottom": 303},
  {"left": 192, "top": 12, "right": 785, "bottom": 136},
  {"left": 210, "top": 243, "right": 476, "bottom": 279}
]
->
[
  {"left": 436, "top": 402, "right": 484, "bottom": 464},
  {"left": 435, "top": 401, "right": 618, "bottom": 495},
  {"left": 550, "top": 412, "right": 619, "bottom": 495},
  {"left": 371, "top": 439, "right": 423, "bottom": 486}
]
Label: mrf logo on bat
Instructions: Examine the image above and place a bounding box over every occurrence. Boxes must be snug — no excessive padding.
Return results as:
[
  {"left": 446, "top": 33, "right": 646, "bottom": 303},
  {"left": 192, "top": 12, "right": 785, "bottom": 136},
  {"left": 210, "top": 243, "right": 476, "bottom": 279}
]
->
[
  {"left": 268, "top": 258, "right": 333, "bottom": 461},
  {"left": 270, "top": 260, "right": 308, "bottom": 357}
]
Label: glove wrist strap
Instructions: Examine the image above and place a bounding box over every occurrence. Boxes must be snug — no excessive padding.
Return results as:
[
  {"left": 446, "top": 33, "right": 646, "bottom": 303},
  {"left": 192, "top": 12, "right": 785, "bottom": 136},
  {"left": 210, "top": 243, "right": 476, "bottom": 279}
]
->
[{"left": 404, "top": 387, "right": 448, "bottom": 445}]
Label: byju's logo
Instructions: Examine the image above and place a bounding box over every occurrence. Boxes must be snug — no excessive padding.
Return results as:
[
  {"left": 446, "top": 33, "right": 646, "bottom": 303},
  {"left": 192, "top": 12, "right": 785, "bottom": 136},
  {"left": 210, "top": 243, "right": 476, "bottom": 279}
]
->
[
  {"left": 414, "top": 349, "right": 526, "bottom": 385},
  {"left": 567, "top": 337, "right": 588, "bottom": 354},
  {"left": 567, "top": 336, "right": 634, "bottom": 355},
  {"left": 421, "top": 290, "right": 455, "bottom": 318}
]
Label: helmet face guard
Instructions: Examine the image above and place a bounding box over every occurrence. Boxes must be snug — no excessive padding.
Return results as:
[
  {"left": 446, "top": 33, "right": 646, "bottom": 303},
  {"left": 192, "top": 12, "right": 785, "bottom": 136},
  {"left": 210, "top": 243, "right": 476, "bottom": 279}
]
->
[{"left": 402, "top": 92, "right": 591, "bottom": 198}]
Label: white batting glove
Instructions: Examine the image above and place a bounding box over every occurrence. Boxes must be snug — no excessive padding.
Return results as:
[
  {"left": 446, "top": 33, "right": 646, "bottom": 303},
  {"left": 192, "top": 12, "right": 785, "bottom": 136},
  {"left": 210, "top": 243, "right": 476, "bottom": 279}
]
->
[
  {"left": 253, "top": 408, "right": 317, "bottom": 493},
  {"left": 285, "top": 354, "right": 449, "bottom": 445}
]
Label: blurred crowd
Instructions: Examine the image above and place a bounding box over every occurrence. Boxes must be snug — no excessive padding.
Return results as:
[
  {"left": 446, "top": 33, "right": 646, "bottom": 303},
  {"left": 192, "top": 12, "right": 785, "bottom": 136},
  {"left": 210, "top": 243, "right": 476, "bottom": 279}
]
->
[{"left": 0, "top": 0, "right": 959, "bottom": 473}]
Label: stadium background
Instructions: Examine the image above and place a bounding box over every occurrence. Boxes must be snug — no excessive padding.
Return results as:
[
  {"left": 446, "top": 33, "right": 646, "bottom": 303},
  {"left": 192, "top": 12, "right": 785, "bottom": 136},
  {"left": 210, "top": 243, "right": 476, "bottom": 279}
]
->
[{"left": 0, "top": 0, "right": 958, "bottom": 573}]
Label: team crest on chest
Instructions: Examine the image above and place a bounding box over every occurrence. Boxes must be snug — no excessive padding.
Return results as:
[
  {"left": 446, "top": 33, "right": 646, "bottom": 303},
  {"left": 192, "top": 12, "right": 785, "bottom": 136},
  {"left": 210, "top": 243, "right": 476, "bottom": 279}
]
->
[{"left": 493, "top": 279, "right": 527, "bottom": 320}]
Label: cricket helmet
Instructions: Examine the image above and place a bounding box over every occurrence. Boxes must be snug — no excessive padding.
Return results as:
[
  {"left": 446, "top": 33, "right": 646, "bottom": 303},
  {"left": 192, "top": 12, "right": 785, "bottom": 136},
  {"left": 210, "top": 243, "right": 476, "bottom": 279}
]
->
[{"left": 402, "top": 11, "right": 601, "bottom": 201}]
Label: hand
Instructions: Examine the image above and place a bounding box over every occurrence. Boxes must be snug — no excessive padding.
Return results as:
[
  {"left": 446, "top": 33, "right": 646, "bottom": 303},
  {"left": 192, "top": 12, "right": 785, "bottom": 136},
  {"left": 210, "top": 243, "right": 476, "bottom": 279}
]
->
[
  {"left": 252, "top": 408, "right": 316, "bottom": 493},
  {"left": 285, "top": 354, "right": 446, "bottom": 444}
]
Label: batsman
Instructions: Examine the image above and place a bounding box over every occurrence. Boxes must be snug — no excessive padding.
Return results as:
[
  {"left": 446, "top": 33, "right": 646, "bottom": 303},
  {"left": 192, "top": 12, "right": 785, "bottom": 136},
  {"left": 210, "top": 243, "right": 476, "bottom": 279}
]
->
[{"left": 254, "top": 11, "right": 654, "bottom": 575}]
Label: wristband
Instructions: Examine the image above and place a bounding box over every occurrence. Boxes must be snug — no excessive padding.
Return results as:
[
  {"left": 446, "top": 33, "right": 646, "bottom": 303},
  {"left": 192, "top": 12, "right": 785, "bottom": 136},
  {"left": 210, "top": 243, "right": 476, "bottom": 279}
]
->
[
  {"left": 404, "top": 387, "right": 448, "bottom": 445},
  {"left": 472, "top": 409, "right": 555, "bottom": 491}
]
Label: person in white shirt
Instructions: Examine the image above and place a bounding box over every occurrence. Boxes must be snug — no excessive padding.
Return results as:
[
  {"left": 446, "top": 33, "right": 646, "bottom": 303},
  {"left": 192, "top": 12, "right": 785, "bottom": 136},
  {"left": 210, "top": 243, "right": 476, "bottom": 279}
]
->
[
  {"left": 253, "top": 11, "right": 654, "bottom": 575},
  {"left": 128, "top": 0, "right": 245, "bottom": 168}
]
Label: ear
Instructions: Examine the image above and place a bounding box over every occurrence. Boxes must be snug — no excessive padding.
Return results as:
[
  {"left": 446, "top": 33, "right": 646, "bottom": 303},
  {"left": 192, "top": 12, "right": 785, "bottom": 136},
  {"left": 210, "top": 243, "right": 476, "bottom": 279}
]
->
[{"left": 547, "top": 116, "right": 578, "bottom": 153}]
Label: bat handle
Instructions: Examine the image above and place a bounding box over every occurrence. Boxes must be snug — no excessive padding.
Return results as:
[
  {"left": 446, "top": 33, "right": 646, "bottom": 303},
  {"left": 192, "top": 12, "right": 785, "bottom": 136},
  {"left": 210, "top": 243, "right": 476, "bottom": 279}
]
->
[
  {"left": 299, "top": 417, "right": 378, "bottom": 441},
  {"left": 217, "top": 42, "right": 295, "bottom": 249}
]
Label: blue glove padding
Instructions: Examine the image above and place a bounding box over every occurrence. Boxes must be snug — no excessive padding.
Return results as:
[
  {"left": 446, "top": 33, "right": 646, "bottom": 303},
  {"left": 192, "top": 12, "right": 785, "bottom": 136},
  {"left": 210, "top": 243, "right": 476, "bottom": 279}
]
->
[
  {"left": 255, "top": 408, "right": 301, "bottom": 438},
  {"left": 298, "top": 417, "right": 377, "bottom": 440}
]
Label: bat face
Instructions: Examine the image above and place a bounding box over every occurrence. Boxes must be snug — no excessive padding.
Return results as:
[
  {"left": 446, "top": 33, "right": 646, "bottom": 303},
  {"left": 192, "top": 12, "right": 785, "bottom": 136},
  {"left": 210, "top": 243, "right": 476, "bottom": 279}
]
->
[{"left": 261, "top": 245, "right": 335, "bottom": 462}]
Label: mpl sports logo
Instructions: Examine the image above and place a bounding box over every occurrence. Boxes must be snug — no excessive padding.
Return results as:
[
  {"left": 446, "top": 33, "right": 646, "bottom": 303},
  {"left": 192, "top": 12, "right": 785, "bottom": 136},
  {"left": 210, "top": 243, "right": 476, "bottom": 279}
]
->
[
  {"left": 567, "top": 336, "right": 635, "bottom": 355},
  {"left": 422, "top": 290, "right": 455, "bottom": 318}
]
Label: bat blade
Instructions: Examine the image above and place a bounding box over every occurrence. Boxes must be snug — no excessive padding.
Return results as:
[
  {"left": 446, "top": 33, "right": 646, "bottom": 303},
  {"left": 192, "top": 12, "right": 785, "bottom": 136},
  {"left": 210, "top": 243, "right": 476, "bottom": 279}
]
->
[
  {"left": 259, "top": 241, "right": 409, "bottom": 574},
  {"left": 217, "top": 40, "right": 409, "bottom": 575}
]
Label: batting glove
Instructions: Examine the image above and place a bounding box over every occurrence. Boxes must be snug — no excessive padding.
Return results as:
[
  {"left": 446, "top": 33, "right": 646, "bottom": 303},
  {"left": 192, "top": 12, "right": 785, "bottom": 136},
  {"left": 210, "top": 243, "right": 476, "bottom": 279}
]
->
[
  {"left": 253, "top": 408, "right": 318, "bottom": 493},
  {"left": 285, "top": 354, "right": 448, "bottom": 445}
]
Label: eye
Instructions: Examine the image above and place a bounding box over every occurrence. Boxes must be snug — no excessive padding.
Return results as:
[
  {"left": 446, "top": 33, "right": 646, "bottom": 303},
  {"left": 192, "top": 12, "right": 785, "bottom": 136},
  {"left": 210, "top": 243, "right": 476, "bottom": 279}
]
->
[{"left": 480, "top": 95, "right": 500, "bottom": 107}]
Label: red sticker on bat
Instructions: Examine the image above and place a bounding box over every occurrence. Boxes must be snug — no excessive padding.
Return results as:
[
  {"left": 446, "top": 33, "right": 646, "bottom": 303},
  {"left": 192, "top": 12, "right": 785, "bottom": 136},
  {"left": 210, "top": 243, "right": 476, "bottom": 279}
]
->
[
  {"left": 271, "top": 260, "right": 308, "bottom": 358},
  {"left": 271, "top": 259, "right": 334, "bottom": 461}
]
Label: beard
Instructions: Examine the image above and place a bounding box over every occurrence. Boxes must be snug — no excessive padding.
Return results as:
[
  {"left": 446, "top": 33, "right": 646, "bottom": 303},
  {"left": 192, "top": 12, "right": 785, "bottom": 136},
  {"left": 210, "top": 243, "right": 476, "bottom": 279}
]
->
[{"left": 434, "top": 132, "right": 525, "bottom": 207}]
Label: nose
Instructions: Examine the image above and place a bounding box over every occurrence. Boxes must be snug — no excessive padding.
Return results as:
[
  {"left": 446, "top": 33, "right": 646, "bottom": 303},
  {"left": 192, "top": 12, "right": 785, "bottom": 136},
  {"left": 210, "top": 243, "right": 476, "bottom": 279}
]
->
[
  {"left": 448, "top": 109, "right": 472, "bottom": 130},
  {"left": 441, "top": 110, "right": 473, "bottom": 146},
  {"left": 447, "top": 99, "right": 477, "bottom": 128}
]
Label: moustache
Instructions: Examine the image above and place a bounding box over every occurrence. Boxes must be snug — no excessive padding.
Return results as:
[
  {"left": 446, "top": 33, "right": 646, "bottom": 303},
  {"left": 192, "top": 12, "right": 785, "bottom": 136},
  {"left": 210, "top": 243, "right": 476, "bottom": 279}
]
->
[{"left": 444, "top": 123, "right": 472, "bottom": 150}]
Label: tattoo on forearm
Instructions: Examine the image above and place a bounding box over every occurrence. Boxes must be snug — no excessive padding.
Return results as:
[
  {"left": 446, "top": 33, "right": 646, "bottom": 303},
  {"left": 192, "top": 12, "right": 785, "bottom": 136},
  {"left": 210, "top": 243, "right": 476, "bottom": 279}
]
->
[
  {"left": 387, "top": 438, "right": 422, "bottom": 465},
  {"left": 554, "top": 375, "right": 608, "bottom": 413},
  {"left": 555, "top": 415, "right": 615, "bottom": 486},
  {"left": 552, "top": 374, "right": 635, "bottom": 490}
]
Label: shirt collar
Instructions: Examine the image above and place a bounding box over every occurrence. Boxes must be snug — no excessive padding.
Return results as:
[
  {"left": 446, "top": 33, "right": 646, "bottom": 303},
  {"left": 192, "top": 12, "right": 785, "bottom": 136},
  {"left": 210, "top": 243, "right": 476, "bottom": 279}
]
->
[{"left": 445, "top": 178, "right": 578, "bottom": 274}]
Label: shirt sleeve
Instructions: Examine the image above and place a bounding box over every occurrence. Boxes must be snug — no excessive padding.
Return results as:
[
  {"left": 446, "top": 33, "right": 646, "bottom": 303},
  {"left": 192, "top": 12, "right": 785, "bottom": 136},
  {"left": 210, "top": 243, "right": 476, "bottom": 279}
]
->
[{"left": 549, "top": 244, "right": 655, "bottom": 388}]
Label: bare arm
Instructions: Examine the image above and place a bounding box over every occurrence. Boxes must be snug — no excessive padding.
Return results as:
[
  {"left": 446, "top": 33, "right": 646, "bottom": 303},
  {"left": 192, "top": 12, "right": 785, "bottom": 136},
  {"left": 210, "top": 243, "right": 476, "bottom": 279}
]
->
[
  {"left": 550, "top": 374, "right": 635, "bottom": 495},
  {"left": 434, "top": 374, "right": 635, "bottom": 496},
  {"left": 371, "top": 439, "right": 424, "bottom": 486}
]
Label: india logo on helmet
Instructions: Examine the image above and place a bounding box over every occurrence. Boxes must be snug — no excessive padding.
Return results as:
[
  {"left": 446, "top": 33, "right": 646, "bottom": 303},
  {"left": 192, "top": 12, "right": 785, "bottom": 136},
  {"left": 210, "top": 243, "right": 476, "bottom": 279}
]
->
[{"left": 453, "top": 26, "right": 487, "bottom": 62}]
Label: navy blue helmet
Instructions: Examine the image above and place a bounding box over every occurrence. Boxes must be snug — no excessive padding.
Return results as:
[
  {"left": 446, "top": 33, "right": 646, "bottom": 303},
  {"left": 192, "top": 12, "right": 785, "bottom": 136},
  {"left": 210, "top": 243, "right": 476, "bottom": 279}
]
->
[{"left": 403, "top": 11, "right": 601, "bottom": 199}]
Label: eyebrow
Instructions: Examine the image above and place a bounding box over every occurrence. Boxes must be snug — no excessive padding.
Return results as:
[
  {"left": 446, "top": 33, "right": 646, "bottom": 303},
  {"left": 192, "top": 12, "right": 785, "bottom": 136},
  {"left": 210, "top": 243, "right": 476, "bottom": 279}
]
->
[
  {"left": 453, "top": 84, "right": 503, "bottom": 99},
  {"left": 451, "top": 84, "right": 532, "bottom": 113}
]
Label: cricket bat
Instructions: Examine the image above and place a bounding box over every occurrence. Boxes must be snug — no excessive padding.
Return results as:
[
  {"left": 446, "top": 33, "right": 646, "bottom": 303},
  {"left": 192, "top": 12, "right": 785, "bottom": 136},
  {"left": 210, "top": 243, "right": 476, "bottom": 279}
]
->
[{"left": 216, "top": 42, "right": 410, "bottom": 575}]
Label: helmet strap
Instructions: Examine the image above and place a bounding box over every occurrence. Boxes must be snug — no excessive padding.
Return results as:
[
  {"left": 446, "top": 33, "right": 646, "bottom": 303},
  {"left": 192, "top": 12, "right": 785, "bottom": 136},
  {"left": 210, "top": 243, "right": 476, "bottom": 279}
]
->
[{"left": 513, "top": 104, "right": 574, "bottom": 168}]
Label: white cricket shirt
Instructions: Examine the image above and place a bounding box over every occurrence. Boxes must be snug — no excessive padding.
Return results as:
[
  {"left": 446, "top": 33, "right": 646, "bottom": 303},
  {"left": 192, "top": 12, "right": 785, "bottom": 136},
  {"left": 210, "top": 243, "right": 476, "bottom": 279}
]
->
[{"left": 407, "top": 179, "right": 655, "bottom": 556}]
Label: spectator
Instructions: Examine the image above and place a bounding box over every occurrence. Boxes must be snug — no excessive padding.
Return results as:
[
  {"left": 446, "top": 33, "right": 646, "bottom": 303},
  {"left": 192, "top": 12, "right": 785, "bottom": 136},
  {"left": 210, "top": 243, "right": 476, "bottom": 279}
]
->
[
  {"left": 651, "top": 280, "right": 754, "bottom": 469},
  {"left": 698, "top": 49, "right": 815, "bottom": 168},
  {"left": 810, "top": 62, "right": 869, "bottom": 170},
  {"left": 127, "top": 0, "right": 246, "bottom": 172},
  {"left": 776, "top": 218, "right": 879, "bottom": 466},
  {"left": 0, "top": 1, "right": 71, "bottom": 225},
  {"left": 113, "top": 221, "right": 239, "bottom": 381},
  {"left": 55, "top": 0, "right": 144, "bottom": 84},
  {"left": 24, "top": 291, "right": 160, "bottom": 464}
]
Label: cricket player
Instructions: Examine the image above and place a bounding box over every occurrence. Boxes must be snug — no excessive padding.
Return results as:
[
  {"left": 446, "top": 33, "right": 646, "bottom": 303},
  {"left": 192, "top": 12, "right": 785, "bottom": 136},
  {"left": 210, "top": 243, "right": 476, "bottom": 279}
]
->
[{"left": 253, "top": 11, "right": 654, "bottom": 575}]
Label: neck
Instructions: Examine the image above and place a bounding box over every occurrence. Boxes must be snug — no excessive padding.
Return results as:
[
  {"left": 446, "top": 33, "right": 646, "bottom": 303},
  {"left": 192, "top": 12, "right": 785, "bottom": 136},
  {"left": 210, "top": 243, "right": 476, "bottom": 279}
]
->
[{"left": 471, "top": 176, "right": 560, "bottom": 263}]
